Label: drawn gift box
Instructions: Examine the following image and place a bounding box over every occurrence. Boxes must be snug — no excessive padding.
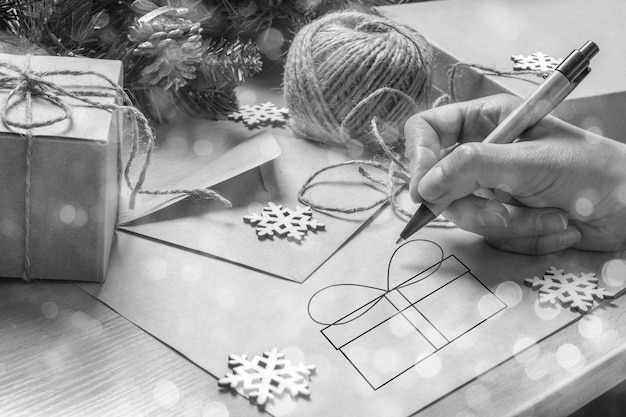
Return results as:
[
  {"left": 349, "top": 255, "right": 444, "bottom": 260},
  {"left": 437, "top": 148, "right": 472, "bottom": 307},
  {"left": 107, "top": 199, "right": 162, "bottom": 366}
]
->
[
  {"left": 0, "top": 54, "right": 122, "bottom": 281},
  {"left": 309, "top": 240, "right": 507, "bottom": 389}
]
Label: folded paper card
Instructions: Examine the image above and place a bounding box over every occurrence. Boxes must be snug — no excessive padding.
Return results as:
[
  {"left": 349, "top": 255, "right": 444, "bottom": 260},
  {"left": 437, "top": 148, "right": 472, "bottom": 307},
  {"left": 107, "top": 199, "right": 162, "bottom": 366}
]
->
[
  {"left": 0, "top": 54, "right": 122, "bottom": 281},
  {"left": 380, "top": 0, "right": 626, "bottom": 141},
  {"left": 120, "top": 127, "right": 387, "bottom": 282},
  {"left": 117, "top": 120, "right": 281, "bottom": 225}
]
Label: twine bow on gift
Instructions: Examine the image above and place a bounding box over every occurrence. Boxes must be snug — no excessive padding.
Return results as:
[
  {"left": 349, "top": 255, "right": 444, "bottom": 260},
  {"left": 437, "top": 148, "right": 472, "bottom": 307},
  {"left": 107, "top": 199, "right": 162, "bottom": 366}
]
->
[{"left": 0, "top": 55, "right": 230, "bottom": 280}]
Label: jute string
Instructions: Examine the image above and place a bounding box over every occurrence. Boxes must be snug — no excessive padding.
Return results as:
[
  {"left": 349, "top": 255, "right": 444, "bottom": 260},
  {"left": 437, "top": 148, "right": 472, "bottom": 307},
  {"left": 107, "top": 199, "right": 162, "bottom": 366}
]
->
[
  {"left": 297, "top": 61, "right": 547, "bottom": 225},
  {"left": 297, "top": 117, "right": 453, "bottom": 226},
  {"left": 284, "top": 11, "right": 432, "bottom": 150},
  {"left": 0, "top": 56, "right": 230, "bottom": 280}
]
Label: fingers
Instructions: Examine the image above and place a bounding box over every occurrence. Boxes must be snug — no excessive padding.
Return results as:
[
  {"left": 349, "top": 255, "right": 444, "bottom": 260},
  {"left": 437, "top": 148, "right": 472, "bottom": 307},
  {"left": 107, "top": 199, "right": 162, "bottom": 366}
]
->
[
  {"left": 440, "top": 195, "right": 581, "bottom": 255},
  {"left": 404, "top": 94, "right": 522, "bottom": 203},
  {"left": 418, "top": 141, "right": 530, "bottom": 207},
  {"left": 443, "top": 195, "right": 569, "bottom": 238},
  {"left": 485, "top": 227, "right": 582, "bottom": 255}
]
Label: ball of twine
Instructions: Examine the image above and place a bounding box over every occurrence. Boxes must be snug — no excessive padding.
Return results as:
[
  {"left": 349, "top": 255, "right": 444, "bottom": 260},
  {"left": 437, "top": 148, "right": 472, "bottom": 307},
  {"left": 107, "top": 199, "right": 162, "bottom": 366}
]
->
[{"left": 283, "top": 11, "right": 433, "bottom": 151}]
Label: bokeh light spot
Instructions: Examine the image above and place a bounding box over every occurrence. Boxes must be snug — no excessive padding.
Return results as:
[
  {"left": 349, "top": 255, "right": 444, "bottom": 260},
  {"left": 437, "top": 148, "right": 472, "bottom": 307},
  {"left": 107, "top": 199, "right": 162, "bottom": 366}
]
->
[
  {"left": 388, "top": 314, "right": 415, "bottom": 338},
  {"left": 0, "top": 218, "right": 18, "bottom": 238},
  {"left": 615, "top": 182, "right": 626, "bottom": 206},
  {"left": 524, "top": 353, "right": 550, "bottom": 381},
  {"left": 465, "top": 383, "right": 492, "bottom": 410},
  {"left": 495, "top": 281, "right": 523, "bottom": 307},
  {"left": 153, "top": 380, "right": 180, "bottom": 408},
  {"left": 415, "top": 353, "right": 441, "bottom": 378},
  {"left": 282, "top": 346, "right": 306, "bottom": 365},
  {"left": 478, "top": 294, "right": 503, "bottom": 319},
  {"left": 584, "top": 127, "right": 603, "bottom": 143},
  {"left": 575, "top": 197, "right": 594, "bottom": 217},
  {"left": 42, "top": 301, "right": 58, "bottom": 319},
  {"left": 345, "top": 139, "right": 365, "bottom": 159},
  {"left": 602, "top": 258, "right": 626, "bottom": 287},
  {"left": 556, "top": 343, "right": 581, "bottom": 369},
  {"left": 216, "top": 288, "right": 234, "bottom": 309},
  {"left": 70, "top": 311, "right": 103, "bottom": 335},
  {"left": 142, "top": 257, "right": 168, "bottom": 281},
  {"left": 246, "top": 202, "right": 264, "bottom": 216},
  {"left": 202, "top": 401, "right": 229, "bottom": 417},
  {"left": 193, "top": 139, "right": 214, "bottom": 156},
  {"left": 578, "top": 315, "right": 603, "bottom": 339},
  {"left": 181, "top": 263, "right": 201, "bottom": 283},
  {"left": 534, "top": 298, "right": 562, "bottom": 320},
  {"left": 257, "top": 28, "right": 284, "bottom": 60},
  {"left": 455, "top": 330, "right": 478, "bottom": 350},
  {"left": 59, "top": 205, "right": 76, "bottom": 224},
  {"left": 271, "top": 395, "right": 298, "bottom": 417},
  {"left": 209, "top": 326, "right": 229, "bottom": 345},
  {"left": 373, "top": 347, "right": 399, "bottom": 375},
  {"left": 237, "top": 89, "right": 257, "bottom": 106},
  {"left": 513, "top": 337, "right": 540, "bottom": 364},
  {"left": 308, "top": 353, "right": 331, "bottom": 380}
]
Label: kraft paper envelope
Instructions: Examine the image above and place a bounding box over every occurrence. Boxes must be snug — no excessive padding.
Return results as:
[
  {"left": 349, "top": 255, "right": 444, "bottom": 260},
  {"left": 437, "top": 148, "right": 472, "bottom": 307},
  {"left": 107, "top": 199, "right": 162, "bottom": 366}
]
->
[
  {"left": 80, "top": 207, "right": 626, "bottom": 417},
  {"left": 118, "top": 120, "right": 281, "bottom": 224},
  {"left": 120, "top": 127, "right": 385, "bottom": 282}
]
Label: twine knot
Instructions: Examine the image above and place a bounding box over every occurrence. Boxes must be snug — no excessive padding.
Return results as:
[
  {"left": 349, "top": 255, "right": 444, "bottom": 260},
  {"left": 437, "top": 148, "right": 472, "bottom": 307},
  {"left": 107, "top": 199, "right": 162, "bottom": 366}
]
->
[{"left": 0, "top": 55, "right": 230, "bottom": 280}]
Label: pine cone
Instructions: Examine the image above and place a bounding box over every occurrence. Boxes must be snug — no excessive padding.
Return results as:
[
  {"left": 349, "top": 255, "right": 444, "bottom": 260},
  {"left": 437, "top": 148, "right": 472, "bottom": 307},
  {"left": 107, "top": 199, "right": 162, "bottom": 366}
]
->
[{"left": 129, "top": 12, "right": 204, "bottom": 90}]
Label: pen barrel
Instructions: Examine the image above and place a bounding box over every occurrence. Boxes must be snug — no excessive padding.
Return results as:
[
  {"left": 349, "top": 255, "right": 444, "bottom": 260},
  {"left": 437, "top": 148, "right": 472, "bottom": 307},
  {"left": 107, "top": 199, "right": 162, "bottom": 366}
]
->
[{"left": 484, "top": 71, "right": 572, "bottom": 144}]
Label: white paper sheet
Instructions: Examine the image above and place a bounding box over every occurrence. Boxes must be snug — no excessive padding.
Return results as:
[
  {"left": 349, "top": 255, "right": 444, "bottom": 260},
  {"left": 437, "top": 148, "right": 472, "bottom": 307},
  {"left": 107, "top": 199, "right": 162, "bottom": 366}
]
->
[{"left": 79, "top": 207, "right": 626, "bottom": 417}]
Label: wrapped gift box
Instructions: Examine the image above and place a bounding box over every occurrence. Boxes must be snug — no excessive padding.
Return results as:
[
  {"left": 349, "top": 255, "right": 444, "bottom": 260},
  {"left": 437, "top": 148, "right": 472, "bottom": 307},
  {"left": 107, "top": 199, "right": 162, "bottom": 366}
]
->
[
  {"left": 0, "top": 54, "right": 122, "bottom": 281},
  {"left": 380, "top": 0, "right": 626, "bottom": 142}
]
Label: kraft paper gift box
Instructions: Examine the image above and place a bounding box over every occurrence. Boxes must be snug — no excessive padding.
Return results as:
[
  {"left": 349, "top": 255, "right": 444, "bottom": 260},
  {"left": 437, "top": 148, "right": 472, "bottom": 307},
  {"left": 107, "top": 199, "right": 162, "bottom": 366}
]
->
[
  {"left": 380, "top": 0, "right": 626, "bottom": 142},
  {"left": 0, "top": 54, "right": 122, "bottom": 281}
]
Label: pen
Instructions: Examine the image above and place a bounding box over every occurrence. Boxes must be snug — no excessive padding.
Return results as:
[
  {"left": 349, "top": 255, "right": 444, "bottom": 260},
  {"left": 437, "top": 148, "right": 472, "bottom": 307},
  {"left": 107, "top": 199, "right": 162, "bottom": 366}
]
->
[{"left": 396, "top": 40, "right": 600, "bottom": 244}]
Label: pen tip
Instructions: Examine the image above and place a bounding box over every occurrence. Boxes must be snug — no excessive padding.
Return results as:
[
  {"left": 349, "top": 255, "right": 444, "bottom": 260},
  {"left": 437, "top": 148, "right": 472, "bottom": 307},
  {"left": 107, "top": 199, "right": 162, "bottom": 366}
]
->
[{"left": 395, "top": 237, "right": 404, "bottom": 245}]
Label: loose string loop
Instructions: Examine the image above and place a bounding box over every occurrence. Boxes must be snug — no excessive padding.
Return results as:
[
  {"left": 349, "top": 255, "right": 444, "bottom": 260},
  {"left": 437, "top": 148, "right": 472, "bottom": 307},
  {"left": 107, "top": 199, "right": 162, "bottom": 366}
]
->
[
  {"left": 298, "top": 117, "right": 413, "bottom": 218},
  {"left": 0, "top": 57, "right": 231, "bottom": 279},
  {"left": 445, "top": 62, "right": 543, "bottom": 104},
  {"left": 298, "top": 117, "right": 454, "bottom": 227}
]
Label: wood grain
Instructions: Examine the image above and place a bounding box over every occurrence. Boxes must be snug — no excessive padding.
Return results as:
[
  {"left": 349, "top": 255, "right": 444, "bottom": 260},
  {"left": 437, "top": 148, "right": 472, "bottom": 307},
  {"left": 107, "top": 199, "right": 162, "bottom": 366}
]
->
[{"left": 0, "top": 280, "right": 265, "bottom": 417}]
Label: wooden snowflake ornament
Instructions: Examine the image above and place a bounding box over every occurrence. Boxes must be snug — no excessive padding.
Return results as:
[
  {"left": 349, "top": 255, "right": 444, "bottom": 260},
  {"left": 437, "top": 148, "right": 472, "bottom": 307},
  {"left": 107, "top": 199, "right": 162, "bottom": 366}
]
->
[
  {"left": 228, "top": 102, "right": 289, "bottom": 129},
  {"left": 218, "top": 348, "right": 316, "bottom": 406},
  {"left": 524, "top": 266, "right": 615, "bottom": 313},
  {"left": 244, "top": 202, "right": 325, "bottom": 241},
  {"left": 511, "top": 52, "right": 563, "bottom": 77}
]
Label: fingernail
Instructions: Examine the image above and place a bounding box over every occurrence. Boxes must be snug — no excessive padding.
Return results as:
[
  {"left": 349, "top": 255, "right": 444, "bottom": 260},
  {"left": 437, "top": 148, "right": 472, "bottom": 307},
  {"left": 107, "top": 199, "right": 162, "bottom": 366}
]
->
[
  {"left": 421, "top": 166, "right": 447, "bottom": 201},
  {"left": 409, "top": 179, "right": 422, "bottom": 204},
  {"left": 559, "top": 228, "right": 582, "bottom": 246},
  {"left": 538, "top": 212, "right": 568, "bottom": 233},
  {"left": 477, "top": 210, "right": 508, "bottom": 229}
]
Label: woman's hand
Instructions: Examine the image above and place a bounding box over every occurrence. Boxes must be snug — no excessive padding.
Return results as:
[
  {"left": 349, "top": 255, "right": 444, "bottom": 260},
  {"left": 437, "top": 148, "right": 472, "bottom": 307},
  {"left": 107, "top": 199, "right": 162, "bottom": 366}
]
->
[{"left": 404, "top": 94, "right": 626, "bottom": 254}]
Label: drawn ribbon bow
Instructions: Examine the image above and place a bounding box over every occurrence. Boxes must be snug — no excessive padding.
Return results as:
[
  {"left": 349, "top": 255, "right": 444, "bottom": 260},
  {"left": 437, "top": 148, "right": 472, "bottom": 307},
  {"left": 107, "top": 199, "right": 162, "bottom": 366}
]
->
[{"left": 307, "top": 239, "right": 446, "bottom": 326}]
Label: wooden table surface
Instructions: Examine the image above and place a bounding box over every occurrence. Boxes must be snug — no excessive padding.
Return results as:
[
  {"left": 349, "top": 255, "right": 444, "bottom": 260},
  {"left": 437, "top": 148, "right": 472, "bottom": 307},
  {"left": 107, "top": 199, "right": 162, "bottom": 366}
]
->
[
  {"left": 0, "top": 278, "right": 263, "bottom": 417},
  {"left": 1, "top": 231, "right": 625, "bottom": 417}
]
